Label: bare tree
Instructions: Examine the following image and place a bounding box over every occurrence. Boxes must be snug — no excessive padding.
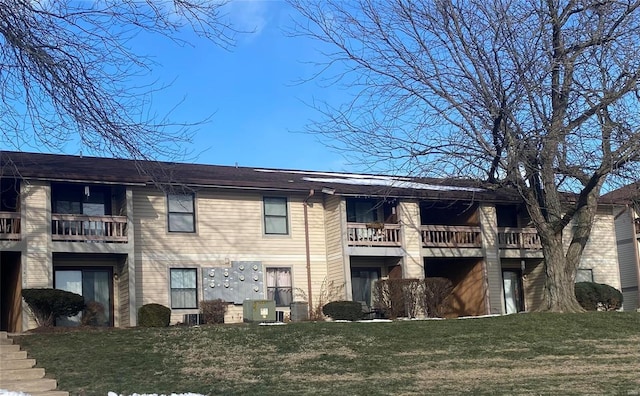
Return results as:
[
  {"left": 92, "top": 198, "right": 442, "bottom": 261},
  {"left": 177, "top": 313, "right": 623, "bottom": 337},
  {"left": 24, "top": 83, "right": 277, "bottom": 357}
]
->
[
  {"left": 0, "top": 0, "right": 235, "bottom": 160},
  {"left": 290, "top": 0, "right": 640, "bottom": 312}
]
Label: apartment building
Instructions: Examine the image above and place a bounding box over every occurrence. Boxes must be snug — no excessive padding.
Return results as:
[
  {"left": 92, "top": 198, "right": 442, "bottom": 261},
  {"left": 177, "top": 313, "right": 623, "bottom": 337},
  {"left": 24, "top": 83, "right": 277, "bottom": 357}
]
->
[{"left": 0, "top": 151, "right": 623, "bottom": 332}]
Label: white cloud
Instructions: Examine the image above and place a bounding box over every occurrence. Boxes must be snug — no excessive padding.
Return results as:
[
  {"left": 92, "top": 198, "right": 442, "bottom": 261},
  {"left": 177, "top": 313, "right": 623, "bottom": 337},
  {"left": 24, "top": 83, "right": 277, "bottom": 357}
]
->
[{"left": 225, "top": 0, "right": 272, "bottom": 38}]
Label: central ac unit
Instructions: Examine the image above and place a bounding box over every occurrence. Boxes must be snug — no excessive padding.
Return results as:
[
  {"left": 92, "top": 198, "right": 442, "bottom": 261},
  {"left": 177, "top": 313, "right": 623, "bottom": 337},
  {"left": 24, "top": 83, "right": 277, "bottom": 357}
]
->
[{"left": 183, "top": 314, "right": 202, "bottom": 326}]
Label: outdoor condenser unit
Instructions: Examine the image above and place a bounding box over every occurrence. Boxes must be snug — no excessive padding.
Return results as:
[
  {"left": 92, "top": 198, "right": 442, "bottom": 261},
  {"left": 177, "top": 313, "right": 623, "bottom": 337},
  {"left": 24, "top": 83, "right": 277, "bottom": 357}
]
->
[
  {"left": 243, "top": 299, "right": 276, "bottom": 322},
  {"left": 183, "top": 314, "right": 202, "bottom": 326}
]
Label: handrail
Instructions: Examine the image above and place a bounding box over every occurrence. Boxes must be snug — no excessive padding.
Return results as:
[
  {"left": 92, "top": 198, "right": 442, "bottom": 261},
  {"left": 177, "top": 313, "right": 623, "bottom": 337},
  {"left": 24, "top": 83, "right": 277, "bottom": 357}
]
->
[
  {"left": 51, "top": 214, "right": 128, "bottom": 243},
  {"left": 497, "top": 227, "right": 541, "bottom": 249},
  {"left": 421, "top": 225, "right": 482, "bottom": 247},
  {"left": 0, "top": 211, "right": 21, "bottom": 240},
  {"left": 347, "top": 222, "right": 401, "bottom": 247}
]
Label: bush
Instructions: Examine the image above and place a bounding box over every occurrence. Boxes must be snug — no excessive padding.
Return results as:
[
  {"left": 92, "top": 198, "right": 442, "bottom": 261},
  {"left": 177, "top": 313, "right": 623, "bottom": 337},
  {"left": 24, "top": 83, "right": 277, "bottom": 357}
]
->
[
  {"left": 200, "top": 299, "right": 228, "bottom": 324},
  {"left": 422, "top": 277, "right": 454, "bottom": 318},
  {"left": 374, "top": 279, "right": 422, "bottom": 319},
  {"left": 322, "top": 301, "right": 364, "bottom": 321},
  {"left": 22, "top": 288, "right": 85, "bottom": 327},
  {"left": 373, "top": 277, "right": 453, "bottom": 319},
  {"left": 575, "top": 282, "right": 623, "bottom": 311},
  {"left": 138, "top": 303, "right": 171, "bottom": 327}
]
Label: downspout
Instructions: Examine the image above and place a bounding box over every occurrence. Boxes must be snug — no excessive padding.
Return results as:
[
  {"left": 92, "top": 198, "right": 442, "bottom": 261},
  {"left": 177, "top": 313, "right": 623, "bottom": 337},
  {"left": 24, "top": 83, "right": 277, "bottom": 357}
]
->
[{"left": 303, "top": 189, "right": 315, "bottom": 315}]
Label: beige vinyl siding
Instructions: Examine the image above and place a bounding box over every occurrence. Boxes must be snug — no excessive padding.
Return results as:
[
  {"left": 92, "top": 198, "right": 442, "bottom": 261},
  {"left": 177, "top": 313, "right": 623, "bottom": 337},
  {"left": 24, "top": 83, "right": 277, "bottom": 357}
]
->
[
  {"left": 118, "top": 257, "right": 130, "bottom": 326},
  {"left": 523, "top": 259, "right": 545, "bottom": 311},
  {"left": 323, "top": 195, "right": 347, "bottom": 298},
  {"left": 479, "top": 204, "right": 501, "bottom": 314},
  {"left": 22, "top": 181, "right": 52, "bottom": 289},
  {"left": 21, "top": 181, "right": 52, "bottom": 330},
  {"left": 579, "top": 209, "right": 621, "bottom": 289},
  {"left": 399, "top": 200, "right": 424, "bottom": 279},
  {"left": 132, "top": 187, "right": 329, "bottom": 324},
  {"left": 614, "top": 207, "right": 639, "bottom": 311}
]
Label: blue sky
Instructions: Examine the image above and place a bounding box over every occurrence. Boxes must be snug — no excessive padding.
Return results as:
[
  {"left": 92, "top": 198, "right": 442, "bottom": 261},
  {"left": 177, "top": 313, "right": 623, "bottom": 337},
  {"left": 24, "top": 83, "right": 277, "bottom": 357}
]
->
[{"left": 131, "top": 1, "right": 355, "bottom": 172}]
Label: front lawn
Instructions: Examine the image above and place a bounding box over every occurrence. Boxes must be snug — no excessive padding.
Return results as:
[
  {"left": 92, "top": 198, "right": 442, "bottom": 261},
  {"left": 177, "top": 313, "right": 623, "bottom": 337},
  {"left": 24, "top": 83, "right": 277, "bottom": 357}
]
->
[{"left": 15, "top": 312, "right": 640, "bottom": 395}]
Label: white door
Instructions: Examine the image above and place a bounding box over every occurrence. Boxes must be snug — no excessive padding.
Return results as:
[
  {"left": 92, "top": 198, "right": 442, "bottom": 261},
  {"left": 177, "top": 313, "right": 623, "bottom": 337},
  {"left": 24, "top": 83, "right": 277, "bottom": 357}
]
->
[{"left": 503, "top": 271, "right": 521, "bottom": 314}]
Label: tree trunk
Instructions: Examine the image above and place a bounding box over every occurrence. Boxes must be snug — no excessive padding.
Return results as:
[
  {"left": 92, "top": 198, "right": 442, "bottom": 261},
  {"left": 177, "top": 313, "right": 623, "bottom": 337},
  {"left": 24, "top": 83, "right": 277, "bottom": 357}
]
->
[{"left": 539, "top": 232, "right": 585, "bottom": 312}]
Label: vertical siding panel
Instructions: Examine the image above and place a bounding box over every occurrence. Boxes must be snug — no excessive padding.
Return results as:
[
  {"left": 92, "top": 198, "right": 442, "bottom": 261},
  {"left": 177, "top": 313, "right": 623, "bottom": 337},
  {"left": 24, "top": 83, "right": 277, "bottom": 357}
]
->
[
  {"left": 614, "top": 207, "right": 639, "bottom": 311},
  {"left": 323, "top": 195, "right": 347, "bottom": 299},
  {"left": 399, "top": 200, "right": 424, "bottom": 279},
  {"left": 479, "top": 204, "right": 501, "bottom": 314}
]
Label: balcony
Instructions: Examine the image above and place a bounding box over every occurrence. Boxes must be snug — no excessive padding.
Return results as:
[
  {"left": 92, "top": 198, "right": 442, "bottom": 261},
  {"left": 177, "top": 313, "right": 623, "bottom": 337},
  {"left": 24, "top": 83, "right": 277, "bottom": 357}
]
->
[
  {"left": 0, "top": 212, "right": 21, "bottom": 241},
  {"left": 51, "top": 214, "right": 128, "bottom": 243},
  {"left": 421, "top": 225, "right": 482, "bottom": 248},
  {"left": 347, "top": 223, "right": 401, "bottom": 247},
  {"left": 497, "top": 227, "right": 541, "bottom": 249}
]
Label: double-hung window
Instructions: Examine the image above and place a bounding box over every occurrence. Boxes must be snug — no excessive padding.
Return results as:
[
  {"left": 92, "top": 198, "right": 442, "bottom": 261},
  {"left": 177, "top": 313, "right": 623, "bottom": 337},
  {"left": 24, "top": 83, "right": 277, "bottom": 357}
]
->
[
  {"left": 170, "top": 268, "right": 197, "bottom": 309},
  {"left": 266, "top": 267, "right": 292, "bottom": 307},
  {"left": 264, "top": 197, "right": 288, "bottom": 235},
  {"left": 168, "top": 193, "right": 195, "bottom": 232}
]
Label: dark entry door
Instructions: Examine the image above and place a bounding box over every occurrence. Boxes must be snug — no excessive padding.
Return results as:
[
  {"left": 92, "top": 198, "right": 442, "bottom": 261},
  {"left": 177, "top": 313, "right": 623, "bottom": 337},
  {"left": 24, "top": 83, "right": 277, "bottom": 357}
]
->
[{"left": 351, "top": 267, "right": 381, "bottom": 306}]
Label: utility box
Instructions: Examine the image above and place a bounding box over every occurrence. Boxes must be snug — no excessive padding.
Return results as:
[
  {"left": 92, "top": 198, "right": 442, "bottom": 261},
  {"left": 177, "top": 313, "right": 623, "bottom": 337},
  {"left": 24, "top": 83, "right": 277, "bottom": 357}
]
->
[
  {"left": 290, "top": 301, "right": 309, "bottom": 322},
  {"left": 243, "top": 299, "right": 276, "bottom": 323}
]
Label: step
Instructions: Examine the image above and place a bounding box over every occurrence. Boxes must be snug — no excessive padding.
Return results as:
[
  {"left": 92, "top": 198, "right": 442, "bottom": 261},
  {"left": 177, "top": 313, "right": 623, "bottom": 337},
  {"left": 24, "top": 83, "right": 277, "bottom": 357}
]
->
[
  {"left": 1, "top": 358, "right": 36, "bottom": 369},
  {"left": 0, "top": 331, "right": 7, "bottom": 338},
  {"left": 0, "top": 337, "right": 14, "bottom": 345},
  {"left": 1, "top": 378, "right": 58, "bottom": 393},
  {"left": 28, "top": 392, "right": 70, "bottom": 396},
  {"left": 0, "top": 344, "right": 20, "bottom": 353},
  {"left": 1, "top": 350, "right": 28, "bottom": 360},
  {"left": 0, "top": 367, "right": 46, "bottom": 381}
]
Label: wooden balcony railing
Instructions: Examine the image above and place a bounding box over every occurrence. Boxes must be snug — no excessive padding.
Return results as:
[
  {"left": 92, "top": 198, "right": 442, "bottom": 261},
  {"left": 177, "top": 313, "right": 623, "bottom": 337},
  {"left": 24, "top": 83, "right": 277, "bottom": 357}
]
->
[
  {"left": 497, "top": 227, "right": 541, "bottom": 249},
  {"left": 347, "top": 223, "right": 401, "bottom": 247},
  {"left": 0, "top": 212, "right": 21, "bottom": 240},
  {"left": 421, "top": 225, "right": 482, "bottom": 248},
  {"left": 51, "top": 214, "right": 128, "bottom": 243}
]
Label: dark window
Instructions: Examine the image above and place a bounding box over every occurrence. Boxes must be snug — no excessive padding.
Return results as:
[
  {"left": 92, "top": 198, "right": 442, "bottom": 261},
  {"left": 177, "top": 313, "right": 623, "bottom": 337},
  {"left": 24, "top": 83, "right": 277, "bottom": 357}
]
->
[
  {"left": 170, "top": 268, "right": 198, "bottom": 309},
  {"left": 576, "top": 269, "right": 594, "bottom": 283},
  {"left": 264, "top": 197, "right": 288, "bottom": 235},
  {"left": 266, "top": 267, "right": 292, "bottom": 307},
  {"left": 168, "top": 194, "right": 195, "bottom": 233}
]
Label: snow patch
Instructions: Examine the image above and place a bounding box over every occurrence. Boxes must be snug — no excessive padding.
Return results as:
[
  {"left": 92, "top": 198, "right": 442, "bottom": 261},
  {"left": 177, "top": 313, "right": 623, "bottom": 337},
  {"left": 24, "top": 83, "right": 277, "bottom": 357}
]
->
[
  {"left": 301, "top": 176, "right": 484, "bottom": 192},
  {"left": 1, "top": 390, "right": 32, "bottom": 396},
  {"left": 108, "top": 393, "right": 205, "bottom": 396}
]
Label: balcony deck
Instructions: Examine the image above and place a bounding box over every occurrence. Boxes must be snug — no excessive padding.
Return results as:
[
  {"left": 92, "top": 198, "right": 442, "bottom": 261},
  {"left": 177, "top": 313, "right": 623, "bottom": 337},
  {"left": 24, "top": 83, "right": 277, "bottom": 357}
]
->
[
  {"left": 347, "top": 223, "right": 401, "bottom": 247},
  {"left": 497, "top": 227, "right": 541, "bottom": 249},
  {"left": 421, "top": 225, "right": 482, "bottom": 248},
  {"left": 51, "top": 214, "right": 128, "bottom": 243},
  {"left": 0, "top": 212, "right": 20, "bottom": 241}
]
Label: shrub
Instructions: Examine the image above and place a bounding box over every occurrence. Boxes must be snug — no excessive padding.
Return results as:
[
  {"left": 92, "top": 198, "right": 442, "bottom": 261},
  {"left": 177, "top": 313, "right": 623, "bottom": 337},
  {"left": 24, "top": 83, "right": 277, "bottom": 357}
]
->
[
  {"left": 200, "top": 299, "right": 228, "bottom": 324},
  {"left": 422, "top": 277, "right": 454, "bottom": 318},
  {"left": 575, "top": 282, "right": 623, "bottom": 311},
  {"left": 374, "top": 279, "right": 422, "bottom": 319},
  {"left": 81, "top": 301, "right": 107, "bottom": 326},
  {"left": 138, "top": 303, "right": 171, "bottom": 327},
  {"left": 373, "top": 277, "right": 453, "bottom": 319},
  {"left": 322, "top": 301, "right": 364, "bottom": 321},
  {"left": 22, "top": 288, "right": 85, "bottom": 327}
]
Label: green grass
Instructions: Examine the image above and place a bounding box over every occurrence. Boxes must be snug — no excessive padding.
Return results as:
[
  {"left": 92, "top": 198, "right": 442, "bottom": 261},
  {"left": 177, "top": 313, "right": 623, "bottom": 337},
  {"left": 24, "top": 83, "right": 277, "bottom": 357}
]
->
[{"left": 14, "top": 312, "right": 640, "bottom": 395}]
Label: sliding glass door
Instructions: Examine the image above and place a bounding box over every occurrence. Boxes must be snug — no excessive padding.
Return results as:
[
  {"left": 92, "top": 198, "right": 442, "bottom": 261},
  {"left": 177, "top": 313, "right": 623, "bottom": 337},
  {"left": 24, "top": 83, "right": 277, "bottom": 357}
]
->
[{"left": 54, "top": 268, "right": 112, "bottom": 326}]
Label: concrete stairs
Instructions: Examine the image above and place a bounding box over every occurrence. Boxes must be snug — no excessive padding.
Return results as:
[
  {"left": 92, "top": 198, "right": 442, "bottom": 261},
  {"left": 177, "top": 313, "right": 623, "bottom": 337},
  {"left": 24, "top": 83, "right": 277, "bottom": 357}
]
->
[{"left": 0, "top": 331, "right": 69, "bottom": 396}]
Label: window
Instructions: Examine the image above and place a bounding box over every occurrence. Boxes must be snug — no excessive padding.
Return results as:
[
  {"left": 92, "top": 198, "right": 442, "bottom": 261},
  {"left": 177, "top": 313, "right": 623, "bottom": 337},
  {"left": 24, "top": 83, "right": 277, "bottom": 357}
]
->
[
  {"left": 168, "top": 194, "right": 195, "bottom": 233},
  {"left": 264, "top": 197, "right": 288, "bottom": 235},
  {"left": 170, "top": 268, "right": 198, "bottom": 309},
  {"left": 266, "top": 267, "right": 292, "bottom": 307},
  {"left": 576, "top": 269, "right": 594, "bottom": 283}
]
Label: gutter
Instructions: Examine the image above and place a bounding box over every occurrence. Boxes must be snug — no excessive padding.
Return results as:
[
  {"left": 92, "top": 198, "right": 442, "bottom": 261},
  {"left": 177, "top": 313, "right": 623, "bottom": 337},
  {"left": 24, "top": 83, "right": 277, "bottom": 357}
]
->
[{"left": 303, "top": 189, "right": 315, "bottom": 315}]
